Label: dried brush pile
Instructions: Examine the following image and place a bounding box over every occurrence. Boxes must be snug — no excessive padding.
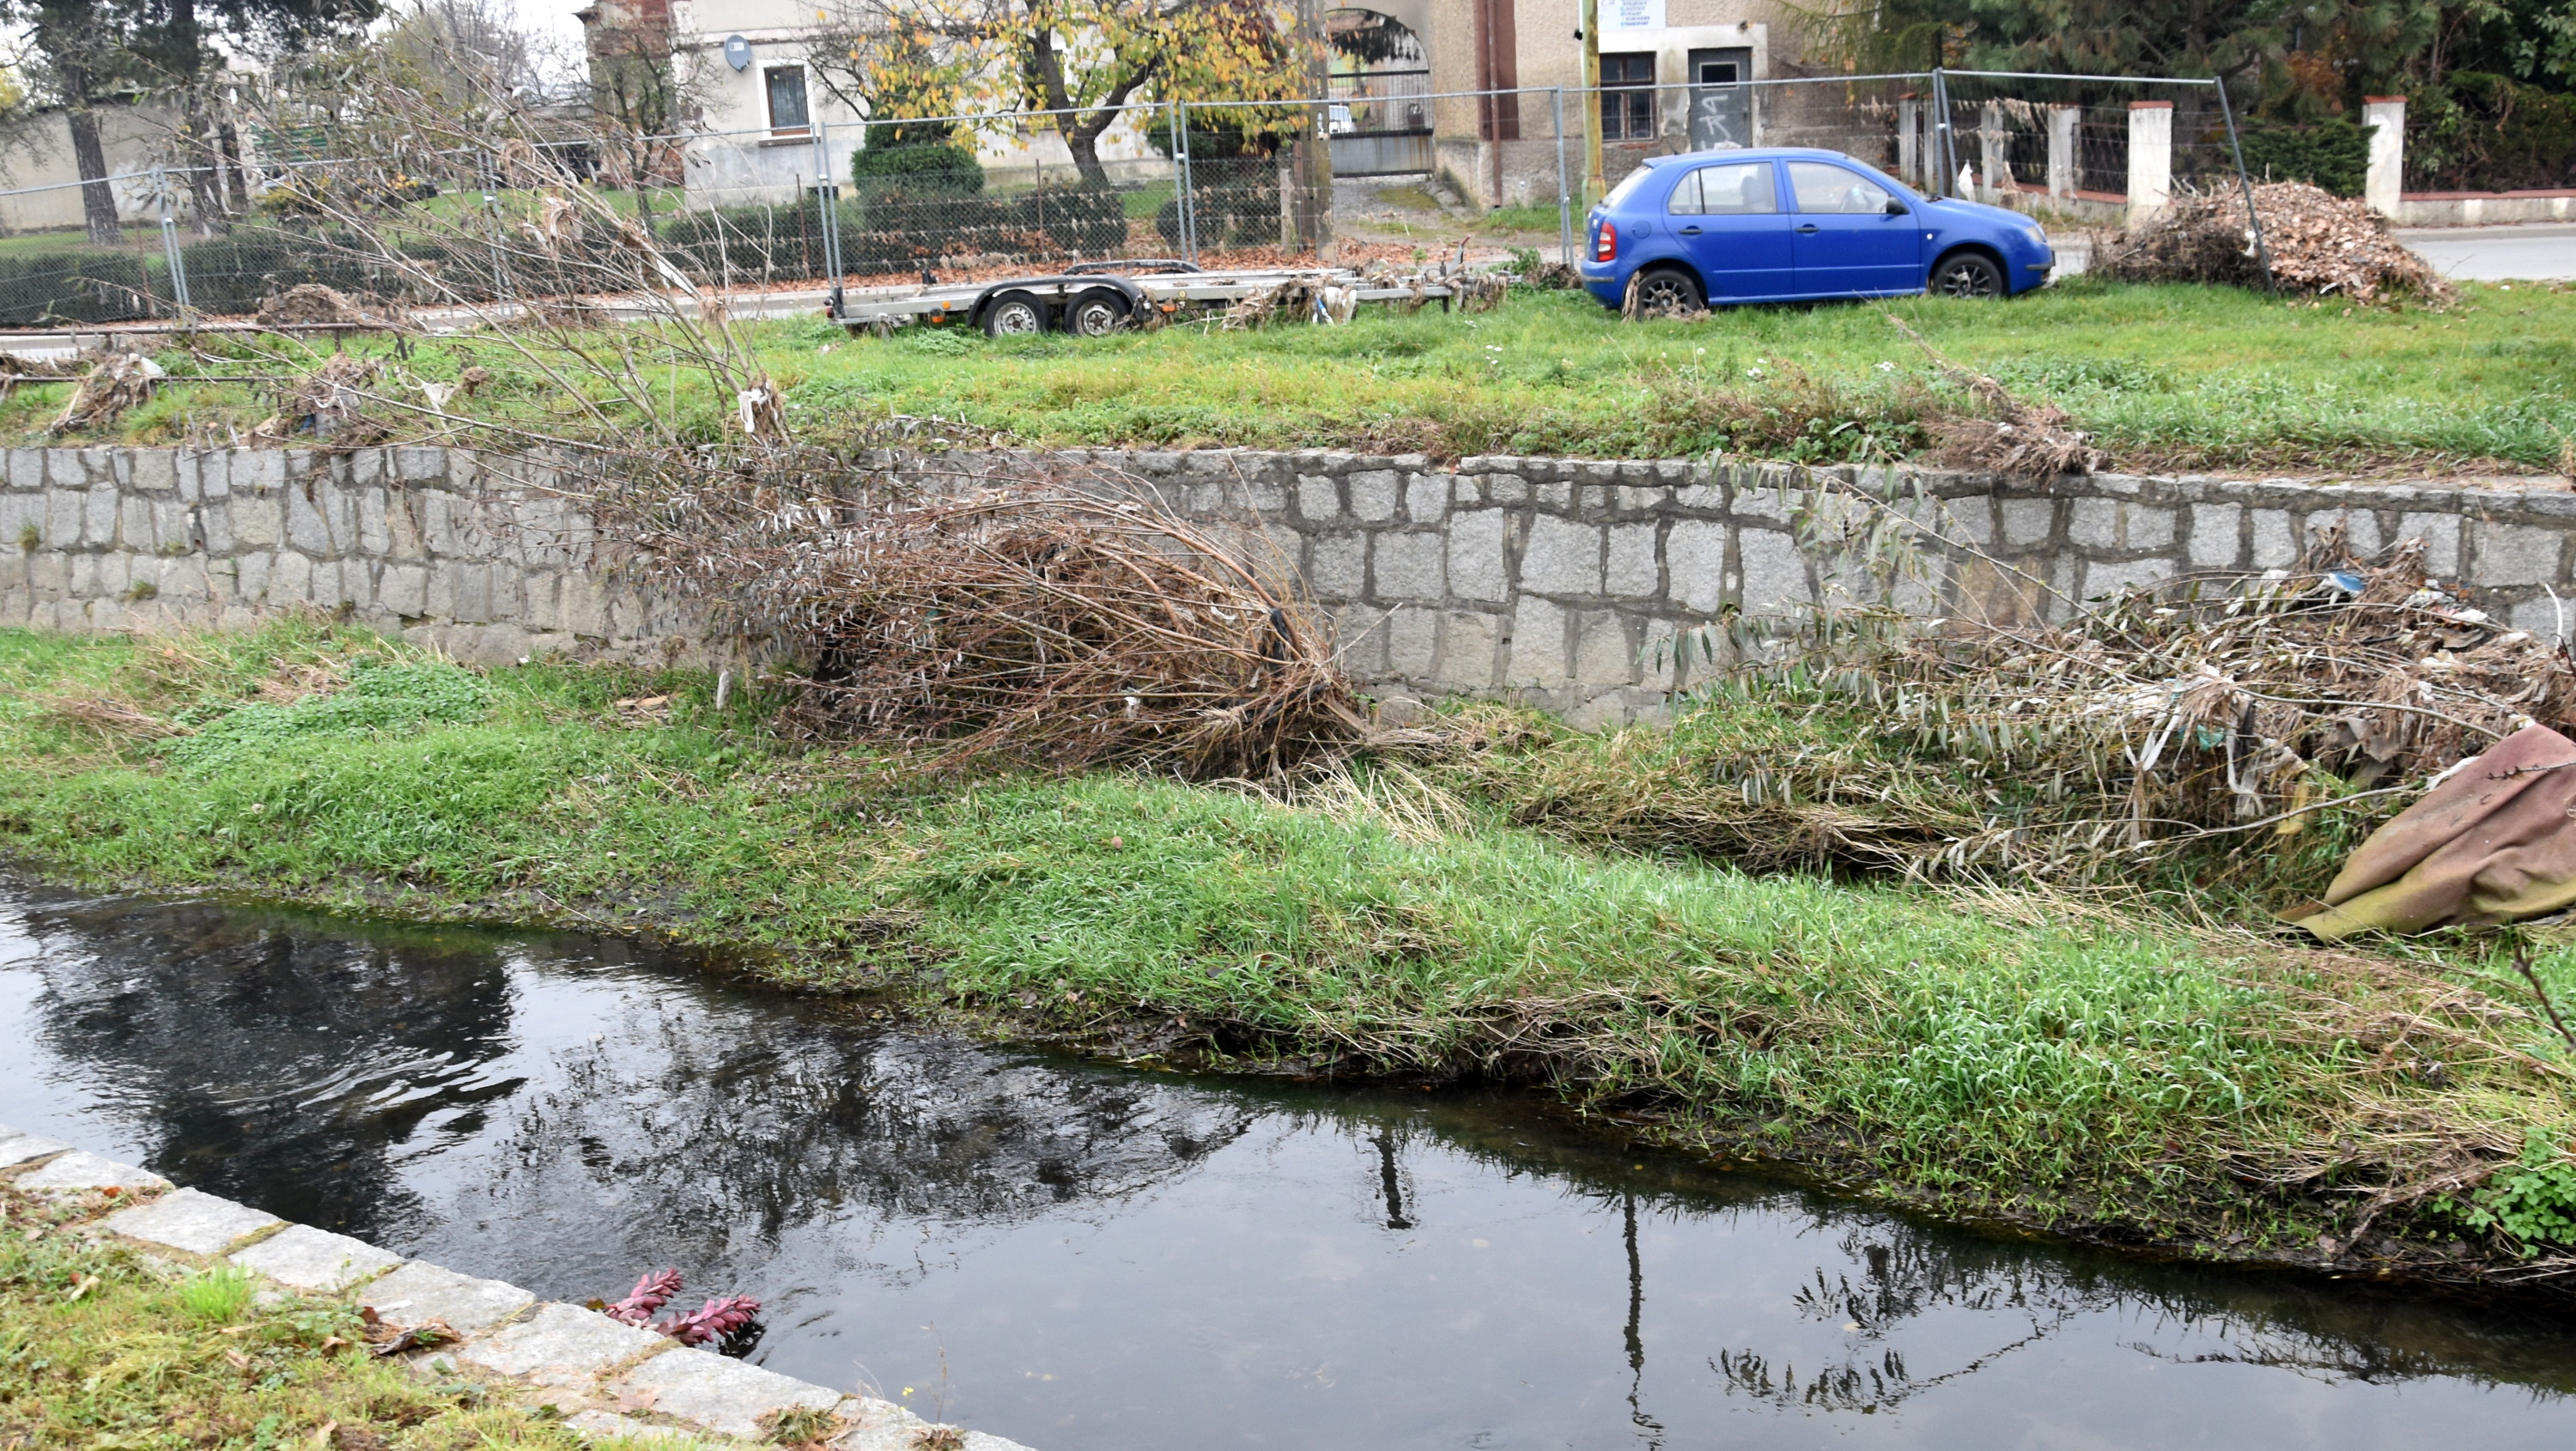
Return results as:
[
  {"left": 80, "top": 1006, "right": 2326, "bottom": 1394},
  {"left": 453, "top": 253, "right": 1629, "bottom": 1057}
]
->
[
  {"left": 2093, "top": 180, "right": 2457, "bottom": 305},
  {"left": 1443, "top": 522, "right": 2576, "bottom": 902},
  {"left": 629, "top": 459, "right": 1367, "bottom": 775}
]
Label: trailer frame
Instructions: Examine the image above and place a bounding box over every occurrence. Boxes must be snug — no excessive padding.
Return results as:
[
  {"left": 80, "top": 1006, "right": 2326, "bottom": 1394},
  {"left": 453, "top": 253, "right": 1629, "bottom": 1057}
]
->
[{"left": 829, "top": 261, "right": 1465, "bottom": 339}]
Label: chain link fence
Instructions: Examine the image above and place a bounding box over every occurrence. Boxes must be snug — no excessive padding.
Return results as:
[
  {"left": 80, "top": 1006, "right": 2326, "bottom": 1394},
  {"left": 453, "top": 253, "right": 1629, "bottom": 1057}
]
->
[{"left": 0, "top": 70, "right": 2257, "bottom": 327}]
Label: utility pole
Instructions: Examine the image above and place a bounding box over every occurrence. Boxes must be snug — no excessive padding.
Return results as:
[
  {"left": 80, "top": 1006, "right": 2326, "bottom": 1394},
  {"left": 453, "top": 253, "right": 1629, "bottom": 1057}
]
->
[
  {"left": 1293, "top": 0, "right": 1333, "bottom": 253},
  {"left": 1581, "top": 0, "right": 1602, "bottom": 202}
]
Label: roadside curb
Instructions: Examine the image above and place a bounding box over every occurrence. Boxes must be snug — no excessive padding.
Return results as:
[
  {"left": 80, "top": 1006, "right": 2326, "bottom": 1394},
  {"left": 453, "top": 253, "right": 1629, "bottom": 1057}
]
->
[{"left": 0, "top": 1123, "right": 1034, "bottom": 1451}]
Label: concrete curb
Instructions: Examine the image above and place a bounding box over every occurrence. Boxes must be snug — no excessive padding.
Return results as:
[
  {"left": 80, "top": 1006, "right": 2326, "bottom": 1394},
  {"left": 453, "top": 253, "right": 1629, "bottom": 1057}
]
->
[{"left": 0, "top": 1124, "right": 1035, "bottom": 1451}]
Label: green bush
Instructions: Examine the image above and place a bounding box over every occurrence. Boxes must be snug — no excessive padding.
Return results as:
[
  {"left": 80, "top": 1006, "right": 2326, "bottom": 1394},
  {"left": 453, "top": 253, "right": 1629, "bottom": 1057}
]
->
[
  {"left": 2408, "top": 72, "right": 2576, "bottom": 191},
  {"left": 0, "top": 249, "right": 153, "bottom": 325},
  {"left": 659, "top": 188, "right": 1128, "bottom": 283},
  {"left": 2451, "top": 1126, "right": 2576, "bottom": 1251},
  {"left": 850, "top": 141, "right": 987, "bottom": 197},
  {"left": 2238, "top": 118, "right": 2370, "bottom": 197},
  {"left": 1155, "top": 158, "right": 1282, "bottom": 249},
  {"left": 176, "top": 228, "right": 397, "bottom": 315}
]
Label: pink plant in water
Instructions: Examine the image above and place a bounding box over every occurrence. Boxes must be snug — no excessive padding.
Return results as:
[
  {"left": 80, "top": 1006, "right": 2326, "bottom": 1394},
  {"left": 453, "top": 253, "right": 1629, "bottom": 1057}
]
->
[
  {"left": 656, "top": 1293, "right": 762, "bottom": 1347},
  {"left": 604, "top": 1268, "right": 683, "bottom": 1327}
]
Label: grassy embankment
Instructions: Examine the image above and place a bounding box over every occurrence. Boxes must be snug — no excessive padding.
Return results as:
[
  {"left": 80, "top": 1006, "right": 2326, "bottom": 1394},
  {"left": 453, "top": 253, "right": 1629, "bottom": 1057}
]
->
[
  {"left": 15, "top": 279, "right": 2573, "bottom": 475},
  {"left": 3, "top": 621, "right": 2573, "bottom": 1283},
  {"left": 0, "top": 1189, "right": 625, "bottom": 1449}
]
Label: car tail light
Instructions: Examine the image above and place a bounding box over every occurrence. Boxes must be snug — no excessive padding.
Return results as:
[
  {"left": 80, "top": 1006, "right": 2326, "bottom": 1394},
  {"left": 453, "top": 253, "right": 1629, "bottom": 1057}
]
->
[{"left": 1593, "top": 223, "right": 1617, "bottom": 263}]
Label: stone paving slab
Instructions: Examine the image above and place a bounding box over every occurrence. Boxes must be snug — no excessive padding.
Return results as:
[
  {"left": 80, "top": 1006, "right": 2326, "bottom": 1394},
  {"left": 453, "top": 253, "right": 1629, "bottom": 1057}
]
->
[
  {"left": 457, "top": 1301, "right": 670, "bottom": 1387},
  {"left": 561, "top": 1409, "right": 732, "bottom": 1447},
  {"left": 10, "top": 1126, "right": 1043, "bottom": 1450},
  {"left": 231, "top": 1223, "right": 404, "bottom": 1291},
  {"left": 609, "top": 1346, "right": 841, "bottom": 1439},
  {"left": 361, "top": 1260, "right": 538, "bottom": 1335},
  {"left": 99, "top": 1187, "right": 283, "bottom": 1256},
  {"left": 0, "top": 1124, "right": 70, "bottom": 1169},
  {"left": 12, "top": 1149, "right": 171, "bottom": 1194},
  {"left": 829, "top": 1396, "right": 939, "bottom": 1451}
]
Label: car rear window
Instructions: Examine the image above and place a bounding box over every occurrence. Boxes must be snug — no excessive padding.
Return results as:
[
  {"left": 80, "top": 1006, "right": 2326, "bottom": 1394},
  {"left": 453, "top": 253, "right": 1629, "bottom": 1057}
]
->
[
  {"left": 1788, "top": 161, "right": 1895, "bottom": 214},
  {"left": 1603, "top": 165, "right": 1656, "bottom": 209}
]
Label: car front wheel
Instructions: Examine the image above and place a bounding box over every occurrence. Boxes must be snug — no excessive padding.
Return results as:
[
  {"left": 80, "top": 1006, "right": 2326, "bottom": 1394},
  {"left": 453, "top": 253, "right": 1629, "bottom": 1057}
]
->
[{"left": 1930, "top": 252, "right": 2005, "bottom": 300}]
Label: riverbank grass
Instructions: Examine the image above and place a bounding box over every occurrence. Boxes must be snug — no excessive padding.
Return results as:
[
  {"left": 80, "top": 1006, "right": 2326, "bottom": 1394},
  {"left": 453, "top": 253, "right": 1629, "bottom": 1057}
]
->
[
  {"left": 0, "top": 1192, "right": 605, "bottom": 1450},
  {"left": 2, "top": 622, "right": 2573, "bottom": 1274},
  {"left": 13, "top": 278, "right": 2572, "bottom": 474}
]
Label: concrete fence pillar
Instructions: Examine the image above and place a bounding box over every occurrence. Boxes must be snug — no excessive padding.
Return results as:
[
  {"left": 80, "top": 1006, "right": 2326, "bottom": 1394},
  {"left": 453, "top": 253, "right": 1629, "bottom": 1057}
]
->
[
  {"left": 2363, "top": 95, "right": 2406, "bottom": 216},
  {"left": 1899, "top": 96, "right": 1922, "bottom": 188},
  {"left": 2127, "top": 100, "right": 2172, "bottom": 227},
  {"left": 1980, "top": 101, "right": 2009, "bottom": 203},
  {"left": 2047, "top": 105, "right": 2079, "bottom": 197}
]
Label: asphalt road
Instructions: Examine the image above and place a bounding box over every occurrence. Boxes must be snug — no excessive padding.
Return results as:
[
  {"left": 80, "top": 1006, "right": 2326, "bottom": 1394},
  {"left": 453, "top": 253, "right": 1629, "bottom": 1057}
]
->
[
  {"left": 2397, "top": 223, "right": 2576, "bottom": 281},
  {"left": 2053, "top": 222, "right": 2576, "bottom": 282}
]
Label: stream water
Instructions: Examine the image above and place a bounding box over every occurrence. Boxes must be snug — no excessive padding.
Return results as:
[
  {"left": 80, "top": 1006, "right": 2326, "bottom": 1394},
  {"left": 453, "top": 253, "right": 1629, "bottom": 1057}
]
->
[{"left": 3, "top": 879, "right": 2573, "bottom": 1449}]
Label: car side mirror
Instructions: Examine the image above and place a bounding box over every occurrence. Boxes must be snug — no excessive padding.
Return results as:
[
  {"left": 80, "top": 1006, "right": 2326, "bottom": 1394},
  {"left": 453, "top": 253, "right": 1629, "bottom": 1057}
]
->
[{"left": 1884, "top": 197, "right": 1908, "bottom": 216}]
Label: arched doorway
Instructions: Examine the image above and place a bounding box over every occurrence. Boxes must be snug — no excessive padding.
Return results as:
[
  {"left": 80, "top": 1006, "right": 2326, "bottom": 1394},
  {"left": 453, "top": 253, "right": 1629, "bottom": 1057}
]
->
[{"left": 1326, "top": 9, "right": 1433, "bottom": 175}]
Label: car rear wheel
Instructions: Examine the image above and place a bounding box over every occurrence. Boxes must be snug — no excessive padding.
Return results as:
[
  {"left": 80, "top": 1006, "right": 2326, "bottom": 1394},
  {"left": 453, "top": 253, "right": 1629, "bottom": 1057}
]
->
[
  {"left": 1930, "top": 252, "right": 2005, "bottom": 300},
  {"left": 1630, "top": 266, "right": 1704, "bottom": 316},
  {"left": 1065, "top": 289, "right": 1131, "bottom": 337},
  {"left": 983, "top": 293, "right": 1048, "bottom": 337}
]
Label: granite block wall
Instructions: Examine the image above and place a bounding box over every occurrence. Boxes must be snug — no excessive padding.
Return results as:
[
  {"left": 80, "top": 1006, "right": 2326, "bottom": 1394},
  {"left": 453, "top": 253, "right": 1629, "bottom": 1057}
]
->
[
  {"left": 0, "top": 445, "right": 703, "bottom": 666},
  {"left": 8, "top": 444, "right": 2575, "bottom": 727}
]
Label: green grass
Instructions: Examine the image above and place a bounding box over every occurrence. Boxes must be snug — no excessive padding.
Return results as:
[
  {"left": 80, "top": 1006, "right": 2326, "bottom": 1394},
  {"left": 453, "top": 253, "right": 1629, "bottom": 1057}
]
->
[
  {"left": 0, "top": 1191, "right": 627, "bottom": 1450},
  {"left": 38, "top": 277, "right": 2573, "bottom": 474},
  {"left": 2, "top": 620, "right": 2571, "bottom": 1273}
]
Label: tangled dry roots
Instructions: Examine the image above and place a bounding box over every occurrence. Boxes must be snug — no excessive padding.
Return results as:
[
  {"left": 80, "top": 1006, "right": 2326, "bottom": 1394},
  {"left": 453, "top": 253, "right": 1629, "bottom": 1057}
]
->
[
  {"left": 51, "top": 351, "right": 162, "bottom": 434},
  {"left": 2093, "top": 181, "right": 2456, "bottom": 305},
  {"left": 640, "top": 469, "right": 1367, "bottom": 775}
]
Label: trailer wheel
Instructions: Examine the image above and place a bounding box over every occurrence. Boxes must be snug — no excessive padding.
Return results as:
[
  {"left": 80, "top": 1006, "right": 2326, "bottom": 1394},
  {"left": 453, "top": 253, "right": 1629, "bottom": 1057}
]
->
[
  {"left": 983, "top": 293, "right": 1048, "bottom": 337},
  {"left": 1065, "top": 289, "right": 1131, "bottom": 337}
]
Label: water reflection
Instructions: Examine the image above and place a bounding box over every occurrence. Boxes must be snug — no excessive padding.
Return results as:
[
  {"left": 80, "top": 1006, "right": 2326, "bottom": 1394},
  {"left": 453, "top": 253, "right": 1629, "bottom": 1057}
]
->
[{"left": 3, "top": 880, "right": 2575, "bottom": 1450}]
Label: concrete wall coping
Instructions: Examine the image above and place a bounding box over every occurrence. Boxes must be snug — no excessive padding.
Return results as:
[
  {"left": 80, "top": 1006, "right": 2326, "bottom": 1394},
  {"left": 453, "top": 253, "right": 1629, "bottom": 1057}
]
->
[{"left": 0, "top": 1123, "right": 1036, "bottom": 1451}]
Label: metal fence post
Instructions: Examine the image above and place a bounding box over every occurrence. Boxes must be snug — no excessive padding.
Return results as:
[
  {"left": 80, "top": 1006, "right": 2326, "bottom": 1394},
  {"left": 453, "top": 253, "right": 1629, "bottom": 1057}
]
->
[
  {"left": 1930, "top": 69, "right": 1956, "bottom": 197},
  {"left": 2212, "top": 79, "right": 2277, "bottom": 295},
  {"left": 155, "top": 168, "right": 191, "bottom": 315},
  {"left": 812, "top": 118, "right": 843, "bottom": 300},
  {"left": 1175, "top": 100, "right": 1198, "bottom": 265},
  {"left": 1552, "top": 87, "right": 1572, "bottom": 265}
]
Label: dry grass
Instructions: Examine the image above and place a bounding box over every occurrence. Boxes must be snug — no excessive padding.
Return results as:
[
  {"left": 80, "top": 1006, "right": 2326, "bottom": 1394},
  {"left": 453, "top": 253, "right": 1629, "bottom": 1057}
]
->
[{"left": 619, "top": 456, "right": 1368, "bottom": 775}]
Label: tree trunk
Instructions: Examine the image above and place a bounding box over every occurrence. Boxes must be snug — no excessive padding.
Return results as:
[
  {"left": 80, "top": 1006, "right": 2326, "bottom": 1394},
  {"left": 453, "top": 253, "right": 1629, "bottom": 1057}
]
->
[
  {"left": 1064, "top": 120, "right": 1111, "bottom": 187},
  {"left": 218, "top": 118, "right": 251, "bottom": 211},
  {"left": 183, "top": 93, "right": 227, "bottom": 234},
  {"left": 66, "top": 108, "right": 122, "bottom": 247}
]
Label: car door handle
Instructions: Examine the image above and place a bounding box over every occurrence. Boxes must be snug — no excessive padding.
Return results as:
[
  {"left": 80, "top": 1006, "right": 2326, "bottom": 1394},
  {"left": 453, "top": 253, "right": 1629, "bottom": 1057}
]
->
[
  {"left": 1795, "top": 224, "right": 1820, "bottom": 234},
  {"left": 1679, "top": 225, "right": 1703, "bottom": 235}
]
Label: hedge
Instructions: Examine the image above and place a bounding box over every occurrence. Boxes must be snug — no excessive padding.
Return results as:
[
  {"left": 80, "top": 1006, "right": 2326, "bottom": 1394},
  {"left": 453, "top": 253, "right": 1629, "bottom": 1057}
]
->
[{"left": 0, "top": 250, "right": 154, "bottom": 326}]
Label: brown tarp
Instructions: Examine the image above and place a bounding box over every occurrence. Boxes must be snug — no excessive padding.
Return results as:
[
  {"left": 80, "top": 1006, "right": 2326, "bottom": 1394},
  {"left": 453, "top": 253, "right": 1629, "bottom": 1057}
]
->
[{"left": 2293, "top": 723, "right": 2576, "bottom": 940}]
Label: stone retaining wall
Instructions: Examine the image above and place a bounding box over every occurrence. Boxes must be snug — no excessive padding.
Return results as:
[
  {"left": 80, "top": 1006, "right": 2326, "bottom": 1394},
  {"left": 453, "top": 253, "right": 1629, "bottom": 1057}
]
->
[
  {"left": 7, "top": 444, "right": 2575, "bottom": 727},
  {"left": 1091, "top": 449, "right": 2576, "bottom": 726},
  {"left": 0, "top": 1121, "right": 1031, "bottom": 1451},
  {"left": 0, "top": 446, "right": 700, "bottom": 667}
]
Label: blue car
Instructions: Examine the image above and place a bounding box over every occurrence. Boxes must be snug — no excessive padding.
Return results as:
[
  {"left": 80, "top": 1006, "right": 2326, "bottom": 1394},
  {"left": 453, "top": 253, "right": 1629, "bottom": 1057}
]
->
[{"left": 1581, "top": 148, "right": 2055, "bottom": 311}]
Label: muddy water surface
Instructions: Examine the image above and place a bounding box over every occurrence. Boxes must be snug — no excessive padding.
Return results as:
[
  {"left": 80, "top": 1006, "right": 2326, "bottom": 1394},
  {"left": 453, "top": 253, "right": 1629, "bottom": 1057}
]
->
[{"left": 2, "top": 880, "right": 2573, "bottom": 1449}]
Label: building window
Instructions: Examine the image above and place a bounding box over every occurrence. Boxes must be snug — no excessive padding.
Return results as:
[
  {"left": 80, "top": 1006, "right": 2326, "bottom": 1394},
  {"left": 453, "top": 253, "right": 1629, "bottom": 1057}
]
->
[
  {"left": 765, "top": 65, "right": 811, "bottom": 135},
  {"left": 1601, "top": 53, "right": 1655, "bottom": 142}
]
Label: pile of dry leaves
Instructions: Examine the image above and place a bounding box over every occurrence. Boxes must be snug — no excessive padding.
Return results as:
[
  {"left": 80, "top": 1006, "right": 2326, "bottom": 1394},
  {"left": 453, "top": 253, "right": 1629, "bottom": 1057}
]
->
[{"left": 2093, "top": 181, "right": 2456, "bottom": 304}]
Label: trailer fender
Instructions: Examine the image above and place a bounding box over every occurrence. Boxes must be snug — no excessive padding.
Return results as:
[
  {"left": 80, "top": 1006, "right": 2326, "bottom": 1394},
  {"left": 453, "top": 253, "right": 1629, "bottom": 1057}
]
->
[{"left": 966, "top": 275, "right": 1149, "bottom": 330}]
